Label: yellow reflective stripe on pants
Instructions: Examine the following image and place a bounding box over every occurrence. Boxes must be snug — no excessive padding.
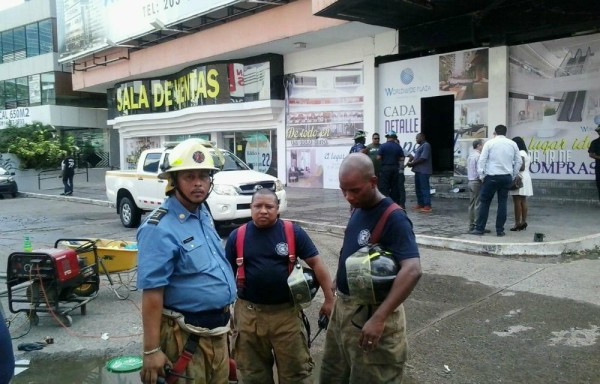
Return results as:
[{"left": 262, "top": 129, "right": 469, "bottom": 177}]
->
[
  {"left": 233, "top": 298, "right": 314, "bottom": 384},
  {"left": 319, "top": 297, "right": 407, "bottom": 384}
]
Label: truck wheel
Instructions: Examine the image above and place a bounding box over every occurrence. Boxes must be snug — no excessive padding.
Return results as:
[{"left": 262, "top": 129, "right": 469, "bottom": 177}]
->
[{"left": 119, "top": 196, "right": 142, "bottom": 228}]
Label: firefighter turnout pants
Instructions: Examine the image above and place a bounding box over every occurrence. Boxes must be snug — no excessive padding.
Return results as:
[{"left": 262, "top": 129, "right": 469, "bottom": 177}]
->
[
  {"left": 233, "top": 298, "right": 314, "bottom": 384},
  {"left": 319, "top": 295, "right": 408, "bottom": 384},
  {"left": 160, "top": 315, "right": 229, "bottom": 384}
]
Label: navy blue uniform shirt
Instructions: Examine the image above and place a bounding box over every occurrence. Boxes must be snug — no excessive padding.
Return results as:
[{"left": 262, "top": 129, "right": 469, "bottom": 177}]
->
[
  {"left": 336, "top": 197, "right": 419, "bottom": 295},
  {"left": 226, "top": 220, "right": 318, "bottom": 305}
]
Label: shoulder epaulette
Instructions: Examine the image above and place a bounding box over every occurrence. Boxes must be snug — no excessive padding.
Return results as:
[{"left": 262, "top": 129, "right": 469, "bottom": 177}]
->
[{"left": 147, "top": 207, "right": 168, "bottom": 225}]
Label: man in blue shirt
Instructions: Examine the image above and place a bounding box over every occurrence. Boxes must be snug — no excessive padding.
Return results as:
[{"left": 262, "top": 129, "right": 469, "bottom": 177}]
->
[
  {"left": 0, "top": 311, "right": 14, "bottom": 384},
  {"left": 320, "top": 153, "right": 422, "bottom": 384},
  {"left": 226, "top": 188, "right": 334, "bottom": 384},
  {"left": 407, "top": 133, "right": 433, "bottom": 213},
  {"left": 377, "top": 131, "right": 406, "bottom": 208},
  {"left": 137, "top": 139, "right": 236, "bottom": 384},
  {"left": 349, "top": 130, "right": 367, "bottom": 153}
]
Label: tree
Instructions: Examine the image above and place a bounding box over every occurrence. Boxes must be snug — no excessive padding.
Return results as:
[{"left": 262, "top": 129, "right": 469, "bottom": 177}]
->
[{"left": 3, "top": 122, "right": 78, "bottom": 170}]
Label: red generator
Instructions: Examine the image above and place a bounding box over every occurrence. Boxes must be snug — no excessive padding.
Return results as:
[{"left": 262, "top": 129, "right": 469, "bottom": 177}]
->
[{"left": 6, "top": 248, "right": 99, "bottom": 327}]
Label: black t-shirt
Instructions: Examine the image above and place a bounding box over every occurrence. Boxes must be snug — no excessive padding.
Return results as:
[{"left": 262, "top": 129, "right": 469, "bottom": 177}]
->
[
  {"left": 336, "top": 197, "right": 419, "bottom": 295},
  {"left": 589, "top": 137, "right": 600, "bottom": 175},
  {"left": 225, "top": 220, "right": 318, "bottom": 304},
  {"left": 378, "top": 141, "right": 405, "bottom": 167}
]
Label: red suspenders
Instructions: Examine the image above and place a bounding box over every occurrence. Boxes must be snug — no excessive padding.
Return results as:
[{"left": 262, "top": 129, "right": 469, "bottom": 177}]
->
[{"left": 235, "top": 220, "right": 296, "bottom": 289}]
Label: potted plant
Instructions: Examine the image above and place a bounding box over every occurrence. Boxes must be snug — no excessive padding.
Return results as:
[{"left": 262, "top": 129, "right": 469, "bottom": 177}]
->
[{"left": 539, "top": 106, "right": 557, "bottom": 137}]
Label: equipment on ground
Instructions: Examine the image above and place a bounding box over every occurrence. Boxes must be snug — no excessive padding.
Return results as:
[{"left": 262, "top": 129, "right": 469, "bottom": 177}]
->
[{"left": 6, "top": 248, "right": 99, "bottom": 327}]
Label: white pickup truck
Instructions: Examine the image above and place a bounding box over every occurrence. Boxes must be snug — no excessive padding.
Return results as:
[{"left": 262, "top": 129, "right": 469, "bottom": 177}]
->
[{"left": 106, "top": 143, "right": 287, "bottom": 228}]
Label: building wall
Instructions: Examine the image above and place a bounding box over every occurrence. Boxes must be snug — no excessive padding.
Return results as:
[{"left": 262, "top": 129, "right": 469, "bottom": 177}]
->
[{"left": 2, "top": 0, "right": 56, "bottom": 29}]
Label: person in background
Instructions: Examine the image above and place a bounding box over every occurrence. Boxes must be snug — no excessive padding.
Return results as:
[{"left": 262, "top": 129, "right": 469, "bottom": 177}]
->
[
  {"left": 0, "top": 311, "right": 15, "bottom": 384},
  {"left": 349, "top": 130, "right": 367, "bottom": 153},
  {"left": 376, "top": 131, "right": 405, "bottom": 209},
  {"left": 362, "top": 132, "right": 382, "bottom": 178},
  {"left": 588, "top": 125, "right": 600, "bottom": 202},
  {"left": 467, "top": 139, "right": 486, "bottom": 232},
  {"left": 396, "top": 138, "right": 407, "bottom": 210},
  {"left": 407, "top": 133, "right": 433, "bottom": 213},
  {"left": 225, "top": 188, "right": 334, "bottom": 384},
  {"left": 137, "top": 139, "right": 236, "bottom": 384},
  {"left": 470, "top": 125, "right": 522, "bottom": 237},
  {"left": 320, "top": 153, "right": 422, "bottom": 384},
  {"left": 509, "top": 137, "right": 533, "bottom": 231},
  {"left": 60, "top": 153, "right": 75, "bottom": 196}
]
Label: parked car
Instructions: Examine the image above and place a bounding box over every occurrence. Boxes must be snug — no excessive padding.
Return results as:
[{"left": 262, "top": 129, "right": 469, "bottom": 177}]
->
[
  {"left": 0, "top": 167, "right": 18, "bottom": 198},
  {"left": 106, "top": 142, "right": 287, "bottom": 228}
]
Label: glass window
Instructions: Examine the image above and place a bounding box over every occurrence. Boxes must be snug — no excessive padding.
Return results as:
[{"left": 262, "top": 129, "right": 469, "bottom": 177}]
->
[
  {"left": 13, "top": 27, "right": 26, "bottom": 60},
  {"left": 4, "top": 79, "right": 16, "bottom": 109},
  {"left": 41, "top": 72, "right": 55, "bottom": 104},
  {"left": 2, "top": 30, "right": 14, "bottom": 62},
  {"left": 16, "top": 77, "right": 28, "bottom": 105},
  {"left": 28, "top": 74, "right": 41, "bottom": 105},
  {"left": 142, "top": 153, "right": 161, "bottom": 173},
  {"left": 26, "top": 23, "right": 40, "bottom": 57},
  {"left": 38, "top": 19, "right": 53, "bottom": 53},
  {"left": 0, "top": 81, "right": 5, "bottom": 109}
]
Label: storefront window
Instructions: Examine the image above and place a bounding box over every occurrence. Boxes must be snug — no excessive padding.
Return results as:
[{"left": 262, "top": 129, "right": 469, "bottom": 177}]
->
[
  {"left": 16, "top": 77, "right": 28, "bottom": 106},
  {"left": 232, "top": 130, "right": 277, "bottom": 176},
  {"left": 4, "top": 79, "right": 16, "bottom": 109}
]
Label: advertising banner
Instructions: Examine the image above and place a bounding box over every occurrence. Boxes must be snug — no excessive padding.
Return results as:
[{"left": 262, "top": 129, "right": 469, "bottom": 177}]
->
[
  {"left": 56, "top": 0, "right": 241, "bottom": 63},
  {"left": 107, "top": 55, "right": 282, "bottom": 119},
  {"left": 378, "top": 48, "right": 489, "bottom": 176},
  {"left": 285, "top": 63, "right": 364, "bottom": 189},
  {"left": 507, "top": 34, "right": 600, "bottom": 180}
]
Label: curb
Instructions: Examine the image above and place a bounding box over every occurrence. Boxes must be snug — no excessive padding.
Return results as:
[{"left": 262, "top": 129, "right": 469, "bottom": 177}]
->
[{"left": 18, "top": 192, "right": 599, "bottom": 256}]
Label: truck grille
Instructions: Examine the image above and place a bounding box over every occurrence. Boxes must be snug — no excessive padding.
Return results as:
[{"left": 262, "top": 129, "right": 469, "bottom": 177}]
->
[{"left": 239, "top": 181, "right": 276, "bottom": 195}]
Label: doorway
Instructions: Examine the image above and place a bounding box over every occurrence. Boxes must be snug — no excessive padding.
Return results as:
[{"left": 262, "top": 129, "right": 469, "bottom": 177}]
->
[{"left": 421, "top": 95, "right": 454, "bottom": 173}]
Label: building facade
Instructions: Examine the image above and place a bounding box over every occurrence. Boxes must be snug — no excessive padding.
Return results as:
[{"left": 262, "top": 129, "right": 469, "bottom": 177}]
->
[
  {"left": 0, "top": 0, "right": 113, "bottom": 169},
  {"left": 52, "top": 0, "right": 599, "bottom": 200}
]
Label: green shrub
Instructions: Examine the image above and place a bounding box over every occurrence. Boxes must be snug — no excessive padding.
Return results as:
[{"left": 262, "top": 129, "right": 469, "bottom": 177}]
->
[{"left": 3, "top": 122, "right": 78, "bottom": 169}]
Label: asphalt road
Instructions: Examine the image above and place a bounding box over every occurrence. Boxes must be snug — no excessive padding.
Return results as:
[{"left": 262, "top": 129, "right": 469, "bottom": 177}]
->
[{"left": 1, "top": 196, "right": 599, "bottom": 383}]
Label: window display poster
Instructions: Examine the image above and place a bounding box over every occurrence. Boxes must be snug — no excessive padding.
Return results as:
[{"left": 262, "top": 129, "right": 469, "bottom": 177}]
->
[
  {"left": 244, "top": 133, "right": 272, "bottom": 173},
  {"left": 124, "top": 136, "right": 161, "bottom": 169},
  {"left": 508, "top": 33, "right": 600, "bottom": 180},
  {"left": 285, "top": 63, "right": 364, "bottom": 189}
]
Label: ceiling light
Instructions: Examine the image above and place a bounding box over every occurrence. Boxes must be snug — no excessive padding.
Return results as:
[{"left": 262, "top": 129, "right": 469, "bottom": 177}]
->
[{"left": 294, "top": 42, "right": 307, "bottom": 49}]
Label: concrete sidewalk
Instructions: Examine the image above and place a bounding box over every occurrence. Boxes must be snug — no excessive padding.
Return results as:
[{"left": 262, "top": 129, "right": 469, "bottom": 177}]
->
[{"left": 13, "top": 168, "right": 600, "bottom": 256}]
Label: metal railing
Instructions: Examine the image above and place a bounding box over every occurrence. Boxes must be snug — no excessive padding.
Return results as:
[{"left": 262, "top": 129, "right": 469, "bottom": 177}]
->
[{"left": 37, "top": 165, "right": 89, "bottom": 190}]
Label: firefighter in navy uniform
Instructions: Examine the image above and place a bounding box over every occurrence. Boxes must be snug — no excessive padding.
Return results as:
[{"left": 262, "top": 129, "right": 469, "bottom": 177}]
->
[
  {"left": 225, "top": 188, "right": 334, "bottom": 384},
  {"left": 320, "top": 153, "right": 422, "bottom": 384},
  {"left": 137, "top": 139, "right": 236, "bottom": 384}
]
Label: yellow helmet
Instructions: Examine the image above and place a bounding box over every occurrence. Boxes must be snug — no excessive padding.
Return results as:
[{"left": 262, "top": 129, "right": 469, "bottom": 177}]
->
[{"left": 158, "top": 138, "right": 223, "bottom": 180}]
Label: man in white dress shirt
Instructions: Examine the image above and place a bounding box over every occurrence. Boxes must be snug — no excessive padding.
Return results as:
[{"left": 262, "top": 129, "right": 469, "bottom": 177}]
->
[{"left": 469, "top": 125, "right": 522, "bottom": 237}]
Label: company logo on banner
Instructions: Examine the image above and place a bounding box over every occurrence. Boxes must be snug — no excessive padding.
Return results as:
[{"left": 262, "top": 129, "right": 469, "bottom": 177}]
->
[{"left": 400, "top": 68, "right": 414, "bottom": 85}]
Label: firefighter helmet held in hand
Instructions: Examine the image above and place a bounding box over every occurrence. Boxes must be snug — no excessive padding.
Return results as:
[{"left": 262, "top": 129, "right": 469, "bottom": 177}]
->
[
  {"left": 345, "top": 244, "right": 399, "bottom": 304},
  {"left": 288, "top": 263, "right": 320, "bottom": 309}
]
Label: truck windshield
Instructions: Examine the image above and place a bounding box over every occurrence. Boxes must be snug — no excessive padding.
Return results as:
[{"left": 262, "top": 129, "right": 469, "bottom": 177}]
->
[{"left": 213, "top": 150, "right": 250, "bottom": 171}]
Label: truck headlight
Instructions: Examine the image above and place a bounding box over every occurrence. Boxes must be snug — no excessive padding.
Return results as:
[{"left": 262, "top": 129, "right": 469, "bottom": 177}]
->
[
  {"left": 212, "top": 184, "right": 240, "bottom": 196},
  {"left": 275, "top": 180, "right": 284, "bottom": 192}
]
